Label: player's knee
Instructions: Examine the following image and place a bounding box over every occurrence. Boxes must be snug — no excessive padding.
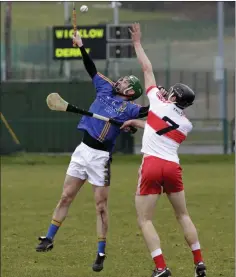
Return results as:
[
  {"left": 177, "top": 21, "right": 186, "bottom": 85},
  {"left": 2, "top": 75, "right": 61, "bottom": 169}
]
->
[
  {"left": 175, "top": 211, "right": 190, "bottom": 222},
  {"left": 137, "top": 216, "right": 150, "bottom": 229},
  {"left": 59, "top": 193, "right": 74, "bottom": 206},
  {"left": 95, "top": 200, "right": 107, "bottom": 214}
]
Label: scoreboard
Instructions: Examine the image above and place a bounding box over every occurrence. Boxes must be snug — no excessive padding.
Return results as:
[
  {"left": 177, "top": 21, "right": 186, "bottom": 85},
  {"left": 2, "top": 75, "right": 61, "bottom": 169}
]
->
[
  {"left": 52, "top": 25, "right": 107, "bottom": 60},
  {"left": 52, "top": 24, "right": 134, "bottom": 61}
]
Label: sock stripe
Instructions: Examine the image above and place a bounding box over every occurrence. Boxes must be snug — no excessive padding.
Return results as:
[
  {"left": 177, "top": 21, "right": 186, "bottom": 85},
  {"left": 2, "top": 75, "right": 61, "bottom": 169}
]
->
[
  {"left": 98, "top": 237, "right": 106, "bottom": 242},
  {"left": 51, "top": 219, "right": 61, "bottom": 227},
  {"left": 151, "top": 248, "right": 162, "bottom": 258},
  {"left": 191, "top": 242, "right": 201, "bottom": 251}
]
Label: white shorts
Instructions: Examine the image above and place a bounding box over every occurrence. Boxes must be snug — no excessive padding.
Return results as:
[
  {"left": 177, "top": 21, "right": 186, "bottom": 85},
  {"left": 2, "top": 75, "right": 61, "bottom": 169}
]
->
[{"left": 66, "top": 142, "right": 111, "bottom": 187}]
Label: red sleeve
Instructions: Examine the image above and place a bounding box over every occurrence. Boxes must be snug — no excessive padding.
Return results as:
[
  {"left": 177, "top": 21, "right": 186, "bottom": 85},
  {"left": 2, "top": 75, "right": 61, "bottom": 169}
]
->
[{"left": 146, "top": 86, "right": 157, "bottom": 95}]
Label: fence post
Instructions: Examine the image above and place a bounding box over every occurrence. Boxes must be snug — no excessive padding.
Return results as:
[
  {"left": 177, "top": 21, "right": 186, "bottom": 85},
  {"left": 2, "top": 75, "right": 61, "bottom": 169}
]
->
[
  {"left": 179, "top": 70, "right": 183, "bottom": 83},
  {"left": 223, "top": 69, "right": 228, "bottom": 154},
  {"left": 165, "top": 40, "right": 171, "bottom": 88},
  {"left": 230, "top": 118, "right": 235, "bottom": 153},
  {"left": 4, "top": 1, "right": 12, "bottom": 80},
  {"left": 46, "top": 27, "right": 50, "bottom": 78},
  {"left": 192, "top": 72, "right": 197, "bottom": 92},
  {"left": 205, "top": 72, "right": 210, "bottom": 119}
]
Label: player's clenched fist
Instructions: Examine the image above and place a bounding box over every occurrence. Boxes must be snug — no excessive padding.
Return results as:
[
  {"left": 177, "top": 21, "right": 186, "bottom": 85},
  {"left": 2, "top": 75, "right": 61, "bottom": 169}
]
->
[
  {"left": 73, "top": 31, "right": 83, "bottom": 47},
  {"left": 158, "top": 86, "right": 168, "bottom": 97},
  {"left": 129, "top": 22, "right": 141, "bottom": 44}
]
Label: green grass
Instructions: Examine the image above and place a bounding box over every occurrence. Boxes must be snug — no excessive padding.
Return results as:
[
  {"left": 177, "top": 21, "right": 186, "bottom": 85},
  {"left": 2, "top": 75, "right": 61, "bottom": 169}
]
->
[{"left": 2, "top": 154, "right": 234, "bottom": 277}]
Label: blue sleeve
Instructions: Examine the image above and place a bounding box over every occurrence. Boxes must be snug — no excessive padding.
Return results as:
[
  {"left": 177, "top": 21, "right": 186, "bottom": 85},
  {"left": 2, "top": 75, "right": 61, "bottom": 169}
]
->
[
  {"left": 127, "top": 102, "right": 141, "bottom": 119},
  {"left": 92, "top": 73, "right": 114, "bottom": 96}
]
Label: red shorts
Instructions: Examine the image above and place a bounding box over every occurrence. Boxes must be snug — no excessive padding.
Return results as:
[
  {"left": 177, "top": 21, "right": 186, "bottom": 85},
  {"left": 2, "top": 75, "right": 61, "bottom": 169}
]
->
[{"left": 136, "top": 155, "right": 184, "bottom": 195}]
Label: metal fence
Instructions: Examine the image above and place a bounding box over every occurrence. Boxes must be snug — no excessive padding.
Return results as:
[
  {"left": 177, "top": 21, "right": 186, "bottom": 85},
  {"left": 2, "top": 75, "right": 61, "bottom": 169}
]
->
[
  {"left": 1, "top": 2, "right": 235, "bottom": 154},
  {"left": 0, "top": 80, "right": 233, "bottom": 154},
  {"left": 1, "top": 23, "right": 234, "bottom": 79},
  {"left": 1, "top": 2, "right": 234, "bottom": 78}
]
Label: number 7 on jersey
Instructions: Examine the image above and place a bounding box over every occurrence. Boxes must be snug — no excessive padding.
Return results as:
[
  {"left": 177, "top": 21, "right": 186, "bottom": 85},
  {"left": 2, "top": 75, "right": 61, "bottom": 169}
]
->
[{"left": 156, "top": 116, "right": 179, "bottom": 136}]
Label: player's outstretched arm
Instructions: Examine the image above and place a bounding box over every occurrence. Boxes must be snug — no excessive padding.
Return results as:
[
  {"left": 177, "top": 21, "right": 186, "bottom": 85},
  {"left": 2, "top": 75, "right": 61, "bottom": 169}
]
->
[
  {"left": 129, "top": 23, "right": 156, "bottom": 90},
  {"left": 73, "top": 33, "right": 97, "bottom": 79},
  {"left": 120, "top": 119, "right": 146, "bottom": 130}
]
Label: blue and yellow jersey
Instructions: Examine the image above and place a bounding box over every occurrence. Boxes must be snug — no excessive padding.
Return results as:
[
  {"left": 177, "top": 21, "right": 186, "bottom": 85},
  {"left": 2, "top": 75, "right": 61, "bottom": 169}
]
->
[{"left": 77, "top": 73, "right": 141, "bottom": 152}]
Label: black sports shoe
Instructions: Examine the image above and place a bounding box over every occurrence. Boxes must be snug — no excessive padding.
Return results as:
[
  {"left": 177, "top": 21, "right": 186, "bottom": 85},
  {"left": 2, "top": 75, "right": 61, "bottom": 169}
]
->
[
  {"left": 195, "top": 262, "right": 206, "bottom": 277},
  {"left": 92, "top": 253, "right": 106, "bottom": 272},
  {"left": 151, "top": 268, "right": 172, "bottom": 277},
  {"left": 36, "top": 236, "right": 54, "bottom": 252}
]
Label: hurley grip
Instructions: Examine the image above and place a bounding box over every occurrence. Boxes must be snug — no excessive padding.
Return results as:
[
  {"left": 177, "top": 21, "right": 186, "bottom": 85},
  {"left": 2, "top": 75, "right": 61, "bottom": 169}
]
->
[{"left": 128, "top": 126, "right": 138, "bottom": 134}]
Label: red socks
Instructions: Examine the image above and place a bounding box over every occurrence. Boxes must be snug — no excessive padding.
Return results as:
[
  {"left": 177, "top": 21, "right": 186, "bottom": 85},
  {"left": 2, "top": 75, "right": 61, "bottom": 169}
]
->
[
  {"left": 151, "top": 249, "right": 166, "bottom": 270},
  {"left": 191, "top": 242, "right": 203, "bottom": 264},
  {"left": 151, "top": 242, "right": 203, "bottom": 270}
]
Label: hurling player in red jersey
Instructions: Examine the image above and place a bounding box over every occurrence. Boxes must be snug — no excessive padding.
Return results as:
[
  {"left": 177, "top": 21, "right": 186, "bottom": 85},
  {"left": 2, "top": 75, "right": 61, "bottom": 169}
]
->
[{"left": 121, "top": 23, "right": 206, "bottom": 277}]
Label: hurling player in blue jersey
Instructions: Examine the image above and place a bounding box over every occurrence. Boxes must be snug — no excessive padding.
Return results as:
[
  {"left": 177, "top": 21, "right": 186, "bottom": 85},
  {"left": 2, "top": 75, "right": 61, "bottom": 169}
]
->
[{"left": 36, "top": 31, "right": 149, "bottom": 271}]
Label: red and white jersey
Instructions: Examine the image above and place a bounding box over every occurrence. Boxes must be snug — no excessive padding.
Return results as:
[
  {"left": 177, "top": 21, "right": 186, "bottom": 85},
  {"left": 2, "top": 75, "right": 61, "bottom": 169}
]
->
[{"left": 141, "top": 86, "right": 193, "bottom": 164}]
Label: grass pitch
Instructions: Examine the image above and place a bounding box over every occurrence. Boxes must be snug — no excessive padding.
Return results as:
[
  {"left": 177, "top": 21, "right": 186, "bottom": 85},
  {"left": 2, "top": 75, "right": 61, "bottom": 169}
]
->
[{"left": 2, "top": 154, "right": 234, "bottom": 277}]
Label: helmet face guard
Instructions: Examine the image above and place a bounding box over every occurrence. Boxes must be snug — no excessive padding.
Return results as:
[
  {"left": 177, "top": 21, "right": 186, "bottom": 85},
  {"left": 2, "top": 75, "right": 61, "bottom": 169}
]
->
[
  {"left": 114, "top": 77, "right": 131, "bottom": 94},
  {"left": 114, "top": 75, "right": 143, "bottom": 101}
]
